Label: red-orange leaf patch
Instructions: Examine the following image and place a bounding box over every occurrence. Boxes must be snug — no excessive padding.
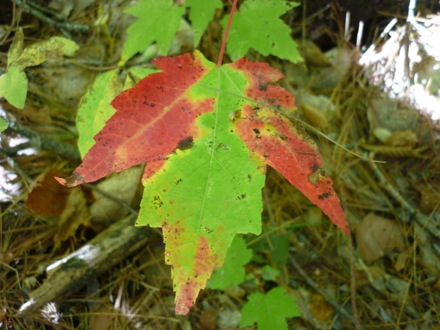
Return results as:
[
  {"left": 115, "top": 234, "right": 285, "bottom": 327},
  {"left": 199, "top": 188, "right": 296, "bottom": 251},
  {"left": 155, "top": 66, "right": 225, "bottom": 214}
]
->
[
  {"left": 231, "top": 58, "right": 348, "bottom": 233},
  {"left": 56, "top": 52, "right": 214, "bottom": 187}
]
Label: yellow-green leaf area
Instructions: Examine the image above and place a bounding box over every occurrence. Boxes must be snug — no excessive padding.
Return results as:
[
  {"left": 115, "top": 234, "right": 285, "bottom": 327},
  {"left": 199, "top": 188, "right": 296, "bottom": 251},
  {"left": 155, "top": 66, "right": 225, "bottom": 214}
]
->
[
  {"left": 15, "top": 36, "right": 79, "bottom": 69},
  {"left": 0, "top": 65, "right": 28, "bottom": 109},
  {"left": 76, "top": 70, "right": 123, "bottom": 157},
  {"left": 8, "top": 28, "right": 24, "bottom": 67}
]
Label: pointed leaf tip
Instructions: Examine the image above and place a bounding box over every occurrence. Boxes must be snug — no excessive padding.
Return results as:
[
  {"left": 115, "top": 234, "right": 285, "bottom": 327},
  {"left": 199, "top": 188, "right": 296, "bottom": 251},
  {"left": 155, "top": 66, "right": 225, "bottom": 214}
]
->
[
  {"left": 229, "top": 58, "right": 350, "bottom": 234},
  {"left": 54, "top": 173, "right": 85, "bottom": 188}
]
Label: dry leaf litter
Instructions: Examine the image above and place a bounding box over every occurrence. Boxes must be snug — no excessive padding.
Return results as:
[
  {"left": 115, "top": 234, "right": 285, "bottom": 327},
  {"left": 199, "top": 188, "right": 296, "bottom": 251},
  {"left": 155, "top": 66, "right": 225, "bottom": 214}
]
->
[{"left": 0, "top": 1, "right": 439, "bottom": 329}]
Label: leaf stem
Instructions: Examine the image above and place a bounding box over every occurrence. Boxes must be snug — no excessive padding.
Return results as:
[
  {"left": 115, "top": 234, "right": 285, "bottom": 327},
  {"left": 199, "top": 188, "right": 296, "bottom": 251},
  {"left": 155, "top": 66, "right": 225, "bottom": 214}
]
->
[{"left": 217, "top": 0, "right": 238, "bottom": 68}]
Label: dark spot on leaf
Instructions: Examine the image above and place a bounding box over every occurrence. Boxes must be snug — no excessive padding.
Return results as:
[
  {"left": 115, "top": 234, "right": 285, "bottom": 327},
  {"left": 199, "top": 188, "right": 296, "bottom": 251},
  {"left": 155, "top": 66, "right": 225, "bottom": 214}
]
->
[
  {"left": 176, "top": 136, "right": 194, "bottom": 151},
  {"left": 253, "top": 128, "right": 260, "bottom": 135},
  {"left": 176, "top": 178, "right": 183, "bottom": 185},
  {"left": 265, "top": 97, "right": 276, "bottom": 104},
  {"left": 236, "top": 194, "right": 246, "bottom": 200},
  {"left": 217, "top": 142, "right": 229, "bottom": 150},
  {"left": 247, "top": 174, "right": 252, "bottom": 182},
  {"left": 150, "top": 103, "right": 155, "bottom": 107},
  {"left": 258, "top": 84, "right": 267, "bottom": 91},
  {"left": 153, "top": 195, "right": 164, "bottom": 208},
  {"left": 318, "top": 192, "right": 331, "bottom": 200}
]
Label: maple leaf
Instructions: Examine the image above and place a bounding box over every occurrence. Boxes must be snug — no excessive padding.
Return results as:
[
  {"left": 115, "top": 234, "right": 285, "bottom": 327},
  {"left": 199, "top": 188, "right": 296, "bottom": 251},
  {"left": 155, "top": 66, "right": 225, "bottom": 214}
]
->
[
  {"left": 56, "top": 50, "right": 348, "bottom": 314},
  {"left": 207, "top": 236, "right": 253, "bottom": 290},
  {"left": 221, "top": 0, "right": 302, "bottom": 62},
  {"left": 186, "top": 0, "right": 223, "bottom": 46},
  {"left": 240, "top": 287, "right": 300, "bottom": 330},
  {"left": 120, "top": 0, "right": 185, "bottom": 63}
]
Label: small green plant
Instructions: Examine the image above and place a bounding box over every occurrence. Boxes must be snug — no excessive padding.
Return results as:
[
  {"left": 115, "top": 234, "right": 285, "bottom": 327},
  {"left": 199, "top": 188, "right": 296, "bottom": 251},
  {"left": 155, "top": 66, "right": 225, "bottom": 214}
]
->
[
  {"left": 208, "top": 236, "right": 300, "bottom": 329},
  {"left": 0, "top": 28, "right": 78, "bottom": 109},
  {"left": 0, "top": 117, "right": 7, "bottom": 132}
]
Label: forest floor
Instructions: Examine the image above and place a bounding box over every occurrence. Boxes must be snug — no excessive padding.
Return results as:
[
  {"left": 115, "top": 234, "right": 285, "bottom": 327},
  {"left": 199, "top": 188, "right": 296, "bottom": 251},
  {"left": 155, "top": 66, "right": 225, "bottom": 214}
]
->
[{"left": 1, "top": 1, "right": 440, "bottom": 329}]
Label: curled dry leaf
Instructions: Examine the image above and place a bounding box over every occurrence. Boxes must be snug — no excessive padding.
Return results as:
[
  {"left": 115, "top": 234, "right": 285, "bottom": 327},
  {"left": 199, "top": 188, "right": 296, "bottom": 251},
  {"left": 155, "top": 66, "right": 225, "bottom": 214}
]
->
[{"left": 25, "top": 169, "right": 70, "bottom": 217}]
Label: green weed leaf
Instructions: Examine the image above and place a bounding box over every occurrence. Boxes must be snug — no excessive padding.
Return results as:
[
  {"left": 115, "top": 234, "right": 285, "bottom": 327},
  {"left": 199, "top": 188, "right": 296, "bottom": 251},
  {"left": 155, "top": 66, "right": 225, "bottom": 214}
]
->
[
  {"left": 121, "top": 0, "right": 185, "bottom": 64},
  {"left": 0, "top": 118, "right": 7, "bottom": 132},
  {"left": 15, "top": 36, "right": 78, "bottom": 69},
  {"left": 208, "top": 236, "right": 253, "bottom": 290},
  {"left": 2, "top": 31, "right": 77, "bottom": 109},
  {"left": 240, "top": 287, "right": 300, "bottom": 330},
  {"left": 7, "top": 28, "right": 24, "bottom": 67},
  {"left": 186, "top": 0, "right": 223, "bottom": 46},
  {"left": 221, "top": 0, "right": 302, "bottom": 62},
  {"left": 260, "top": 265, "right": 280, "bottom": 281},
  {"left": 0, "top": 65, "right": 28, "bottom": 109}
]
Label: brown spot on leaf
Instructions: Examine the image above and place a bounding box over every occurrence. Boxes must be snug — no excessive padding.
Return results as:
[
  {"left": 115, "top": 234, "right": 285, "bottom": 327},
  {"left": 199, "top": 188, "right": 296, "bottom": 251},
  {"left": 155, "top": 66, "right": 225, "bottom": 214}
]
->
[
  {"left": 318, "top": 192, "right": 331, "bottom": 200},
  {"left": 176, "top": 136, "right": 194, "bottom": 151},
  {"left": 153, "top": 195, "right": 164, "bottom": 208}
]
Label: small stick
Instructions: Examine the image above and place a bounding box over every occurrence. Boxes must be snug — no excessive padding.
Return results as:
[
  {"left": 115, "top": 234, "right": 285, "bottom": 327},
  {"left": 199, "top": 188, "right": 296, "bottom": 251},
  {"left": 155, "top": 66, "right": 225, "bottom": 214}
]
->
[
  {"left": 348, "top": 233, "right": 362, "bottom": 330},
  {"left": 13, "top": 0, "right": 89, "bottom": 37},
  {"left": 4, "top": 119, "right": 80, "bottom": 161},
  {"left": 217, "top": 0, "right": 238, "bottom": 67}
]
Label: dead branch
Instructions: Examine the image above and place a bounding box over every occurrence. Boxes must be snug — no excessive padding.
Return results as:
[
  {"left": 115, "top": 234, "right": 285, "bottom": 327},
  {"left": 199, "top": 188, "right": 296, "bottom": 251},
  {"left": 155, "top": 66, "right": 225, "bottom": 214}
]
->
[{"left": 17, "top": 215, "right": 152, "bottom": 317}]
